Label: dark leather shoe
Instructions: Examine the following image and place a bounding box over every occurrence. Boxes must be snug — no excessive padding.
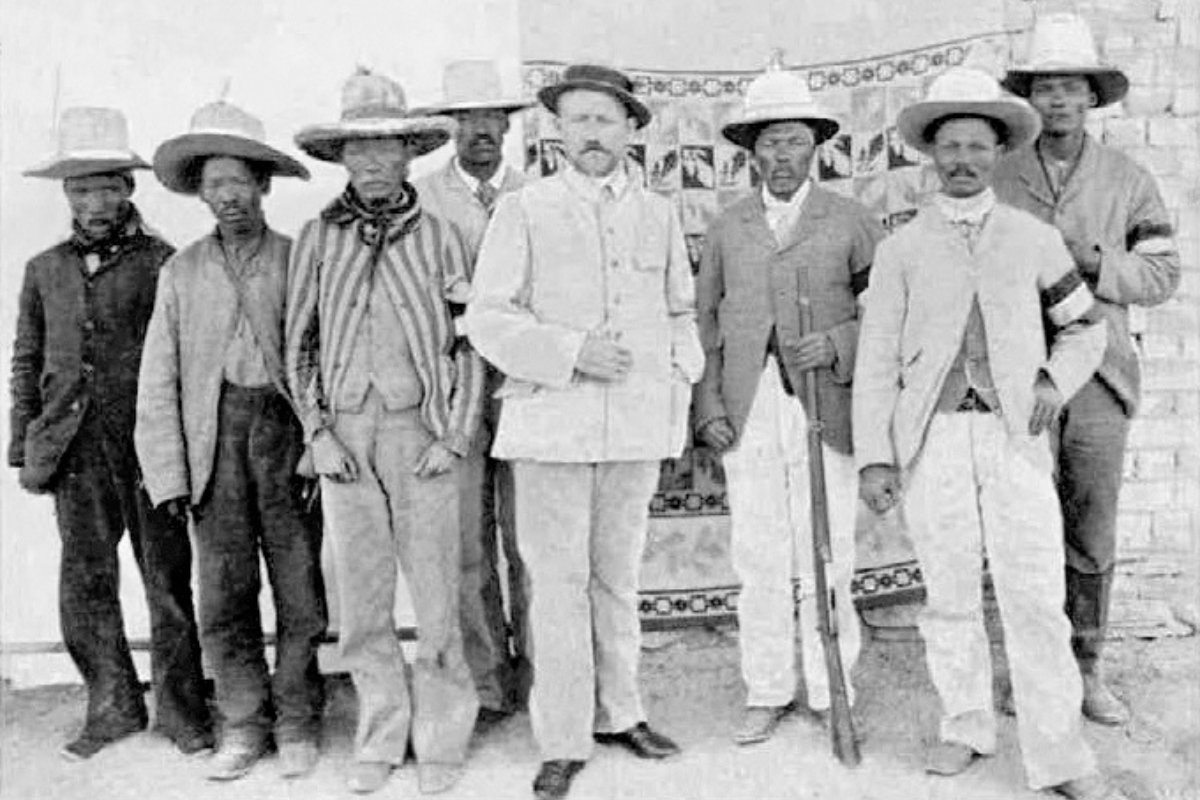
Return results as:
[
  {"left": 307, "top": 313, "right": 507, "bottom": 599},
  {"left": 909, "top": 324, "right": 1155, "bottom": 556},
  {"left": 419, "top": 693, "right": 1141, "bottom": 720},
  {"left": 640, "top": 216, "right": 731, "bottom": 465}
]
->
[
  {"left": 533, "top": 759, "right": 586, "bottom": 800},
  {"left": 60, "top": 716, "right": 148, "bottom": 761},
  {"left": 594, "top": 722, "right": 680, "bottom": 759}
]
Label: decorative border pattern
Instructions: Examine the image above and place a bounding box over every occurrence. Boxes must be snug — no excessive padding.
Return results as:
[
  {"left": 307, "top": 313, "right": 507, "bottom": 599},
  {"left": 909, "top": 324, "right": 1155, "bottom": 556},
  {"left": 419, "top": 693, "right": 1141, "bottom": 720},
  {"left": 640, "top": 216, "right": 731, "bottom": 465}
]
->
[
  {"left": 638, "top": 561, "right": 927, "bottom": 627},
  {"left": 523, "top": 35, "right": 994, "bottom": 100}
]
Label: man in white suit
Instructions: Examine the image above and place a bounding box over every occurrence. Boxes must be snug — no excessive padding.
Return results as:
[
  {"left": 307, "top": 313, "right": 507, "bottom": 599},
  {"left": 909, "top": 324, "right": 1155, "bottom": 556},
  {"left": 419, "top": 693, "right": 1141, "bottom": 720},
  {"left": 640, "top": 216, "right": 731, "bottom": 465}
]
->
[{"left": 854, "top": 67, "right": 1125, "bottom": 800}]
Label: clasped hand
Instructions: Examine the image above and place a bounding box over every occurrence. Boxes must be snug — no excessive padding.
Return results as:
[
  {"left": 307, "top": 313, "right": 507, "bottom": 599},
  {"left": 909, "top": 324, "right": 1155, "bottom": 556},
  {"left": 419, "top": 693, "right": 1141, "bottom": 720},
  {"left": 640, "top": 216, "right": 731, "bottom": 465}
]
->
[{"left": 576, "top": 331, "right": 633, "bottom": 381}]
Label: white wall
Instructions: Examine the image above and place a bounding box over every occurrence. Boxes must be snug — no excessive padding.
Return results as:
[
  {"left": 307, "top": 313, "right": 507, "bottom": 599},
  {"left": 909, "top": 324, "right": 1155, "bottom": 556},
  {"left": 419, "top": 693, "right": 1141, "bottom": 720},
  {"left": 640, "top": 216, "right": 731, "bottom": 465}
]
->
[{"left": 0, "top": 0, "right": 522, "bottom": 685}]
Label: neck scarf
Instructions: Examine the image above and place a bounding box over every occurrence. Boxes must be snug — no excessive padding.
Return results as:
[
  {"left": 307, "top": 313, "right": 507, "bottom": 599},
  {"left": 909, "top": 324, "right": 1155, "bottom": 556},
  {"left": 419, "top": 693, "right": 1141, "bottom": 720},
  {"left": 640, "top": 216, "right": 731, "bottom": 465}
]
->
[
  {"left": 321, "top": 183, "right": 422, "bottom": 254},
  {"left": 71, "top": 202, "right": 140, "bottom": 256}
]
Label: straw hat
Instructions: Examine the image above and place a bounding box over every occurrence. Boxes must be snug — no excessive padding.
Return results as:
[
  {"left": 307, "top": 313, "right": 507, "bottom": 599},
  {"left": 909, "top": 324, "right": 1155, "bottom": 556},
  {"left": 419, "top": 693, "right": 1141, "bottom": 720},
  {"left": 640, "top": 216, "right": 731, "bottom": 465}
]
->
[
  {"left": 722, "top": 53, "right": 840, "bottom": 150},
  {"left": 295, "top": 68, "right": 456, "bottom": 163},
  {"left": 24, "top": 107, "right": 150, "bottom": 180},
  {"left": 1002, "top": 12, "right": 1129, "bottom": 107},
  {"left": 537, "top": 64, "right": 651, "bottom": 129},
  {"left": 420, "top": 60, "right": 533, "bottom": 115},
  {"left": 153, "top": 101, "right": 309, "bottom": 194},
  {"left": 896, "top": 67, "right": 1042, "bottom": 154}
]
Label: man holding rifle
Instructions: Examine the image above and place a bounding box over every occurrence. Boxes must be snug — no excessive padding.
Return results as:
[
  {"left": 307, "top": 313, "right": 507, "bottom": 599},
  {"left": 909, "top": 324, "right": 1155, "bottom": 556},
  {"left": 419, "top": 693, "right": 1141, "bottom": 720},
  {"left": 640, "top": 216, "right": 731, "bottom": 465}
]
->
[
  {"left": 854, "top": 67, "right": 1124, "bottom": 800},
  {"left": 695, "top": 54, "right": 881, "bottom": 749}
]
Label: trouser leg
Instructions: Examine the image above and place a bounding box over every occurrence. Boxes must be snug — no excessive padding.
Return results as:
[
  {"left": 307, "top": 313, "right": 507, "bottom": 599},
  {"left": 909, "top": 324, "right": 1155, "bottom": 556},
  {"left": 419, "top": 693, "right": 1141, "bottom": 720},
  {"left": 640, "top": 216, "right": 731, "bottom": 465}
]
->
[
  {"left": 590, "top": 460, "right": 659, "bottom": 734},
  {"left": 54, "top": 421, "right": 146, "bottom": 734},
  {"left": 724, "top": 366, "right": 802, "bottom": 708},
  {"left": 321, "top": 403, "right": 410, "bottom": 765},
  {"left": 374, "top": 409, "right": 477, "bottom": 765},
  {"left": 495, "top": 457, "right": 532, "bottom": 695},
  {"left": 514, "top": 460, "right": 595, "bottom": 761},
  {"left": 458, "top": 450, "right": 514, "bottom": 711},
  {"left": 120, "top": 473, "right": 210, "bottom": 741},
  {"left": 903, "top": 414, "right": 996, "bottom": 755},
  {"left": 1055, "top": 378, "right": 1128, "bottom": 673},
  {"left": 250, "top": 391, "right": 327, "bottom": 744},
  {"left": 974, "top": 415, "right": 1096, "bottom": 789},
  {"left": 193, "top": 388, "right": 271, "bottom": 743}
]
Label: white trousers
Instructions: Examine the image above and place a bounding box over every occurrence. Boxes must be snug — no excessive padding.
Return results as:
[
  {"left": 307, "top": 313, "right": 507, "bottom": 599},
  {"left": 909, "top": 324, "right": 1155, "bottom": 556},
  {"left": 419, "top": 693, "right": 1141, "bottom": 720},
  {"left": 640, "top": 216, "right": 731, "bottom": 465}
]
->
[
  {"left": 513, "top": 459, "right": 661, "bottom": 760},
  {"left": 905, "top": 412, "right": 1096, "bottom": 790},
  {"left": 723, "top": 361, "right": 861, "bottom": 710}
]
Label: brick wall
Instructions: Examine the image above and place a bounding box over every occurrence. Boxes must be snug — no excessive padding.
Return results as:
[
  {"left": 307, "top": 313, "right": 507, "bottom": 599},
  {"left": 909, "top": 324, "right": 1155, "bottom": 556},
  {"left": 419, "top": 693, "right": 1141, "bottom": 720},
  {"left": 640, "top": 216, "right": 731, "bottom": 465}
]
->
[{"left": 1008, "top": 0, "right": 1200, "bottom": 557}]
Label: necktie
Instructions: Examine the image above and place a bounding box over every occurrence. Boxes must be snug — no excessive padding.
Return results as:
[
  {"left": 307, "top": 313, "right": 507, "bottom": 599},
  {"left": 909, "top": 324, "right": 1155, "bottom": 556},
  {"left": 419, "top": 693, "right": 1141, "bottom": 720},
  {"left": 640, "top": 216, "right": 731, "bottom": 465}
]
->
[{"left": 476, "top": 182, "right": 499, "bottom": 217}]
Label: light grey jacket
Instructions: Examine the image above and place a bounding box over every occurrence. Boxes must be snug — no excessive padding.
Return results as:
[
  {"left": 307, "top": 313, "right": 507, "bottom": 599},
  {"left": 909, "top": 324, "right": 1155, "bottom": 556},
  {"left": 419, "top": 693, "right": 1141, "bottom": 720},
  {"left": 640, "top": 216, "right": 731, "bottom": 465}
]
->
[
  {"left": 136, "top": 229, "right": 292, "bottom": 505},
  {"left": 464, "top": 166, "right": 705, "bottom": 462},
  {"left": 853, "top": 201, "right": 1106, "bottom": 472},
  {"left": 994, "top": 135, "right": 1180, "bottom": 416}
]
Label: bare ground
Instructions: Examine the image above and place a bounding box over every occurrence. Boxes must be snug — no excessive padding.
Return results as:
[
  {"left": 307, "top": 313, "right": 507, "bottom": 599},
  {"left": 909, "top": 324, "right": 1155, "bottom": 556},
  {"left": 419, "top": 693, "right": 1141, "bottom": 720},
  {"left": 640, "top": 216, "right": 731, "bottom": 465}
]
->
[{"left": 2, "top": 614, "right": 1197, "bottom": 800}]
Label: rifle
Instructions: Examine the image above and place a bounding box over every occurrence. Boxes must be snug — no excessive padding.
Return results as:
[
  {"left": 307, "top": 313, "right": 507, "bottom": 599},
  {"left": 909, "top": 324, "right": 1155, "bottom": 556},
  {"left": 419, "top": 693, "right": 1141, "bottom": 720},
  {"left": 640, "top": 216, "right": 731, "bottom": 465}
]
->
[{"left": 797, "top": 296, "right": 861, "bottom": 767}]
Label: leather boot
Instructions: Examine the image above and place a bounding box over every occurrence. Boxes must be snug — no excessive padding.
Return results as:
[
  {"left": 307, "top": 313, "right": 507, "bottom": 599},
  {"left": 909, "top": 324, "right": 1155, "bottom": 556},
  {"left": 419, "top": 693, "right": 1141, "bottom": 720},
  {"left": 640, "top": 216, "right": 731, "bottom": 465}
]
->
[{"left": 1065, "top": 568, "right": 1128, "bottom": 724}]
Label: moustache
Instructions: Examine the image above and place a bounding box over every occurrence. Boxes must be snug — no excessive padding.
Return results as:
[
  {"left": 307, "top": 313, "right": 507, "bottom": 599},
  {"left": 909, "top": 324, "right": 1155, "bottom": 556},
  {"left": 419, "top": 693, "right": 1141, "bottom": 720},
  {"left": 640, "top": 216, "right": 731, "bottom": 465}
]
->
[{"left": 948, "top": 166, "right": 977, "bottom": 178}]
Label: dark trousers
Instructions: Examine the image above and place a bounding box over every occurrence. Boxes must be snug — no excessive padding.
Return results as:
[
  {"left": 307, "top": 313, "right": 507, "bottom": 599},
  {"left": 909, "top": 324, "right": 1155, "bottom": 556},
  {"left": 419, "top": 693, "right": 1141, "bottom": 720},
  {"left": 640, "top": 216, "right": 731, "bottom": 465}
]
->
[
  {"left": 53, "top": 412, "right": 210, "bottom": 741},
  {"left": 460, "top": 449, "right": 531, "bottom": 711},
  {"left": 192, "top": 384, "right": 327, "bottom": 745},
  {"left": 1054, "top": 377, "right": 1130, "bottom": 672}
]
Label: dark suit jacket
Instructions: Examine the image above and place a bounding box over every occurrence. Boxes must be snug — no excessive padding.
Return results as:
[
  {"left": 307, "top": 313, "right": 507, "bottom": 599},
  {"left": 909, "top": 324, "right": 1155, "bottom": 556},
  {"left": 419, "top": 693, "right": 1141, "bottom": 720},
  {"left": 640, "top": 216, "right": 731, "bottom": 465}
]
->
[
  {"left": 8, "top": 210, "right": 173, "bottom": 492},
  {"left": 695, "top": 186, "right": 883, "bottom": 455}
]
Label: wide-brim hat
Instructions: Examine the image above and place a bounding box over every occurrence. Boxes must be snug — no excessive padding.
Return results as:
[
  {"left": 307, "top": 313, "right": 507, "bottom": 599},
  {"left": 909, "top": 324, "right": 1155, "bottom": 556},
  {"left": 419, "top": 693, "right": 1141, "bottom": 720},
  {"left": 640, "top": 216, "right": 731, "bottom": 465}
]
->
[
  {"left": 154, "top": 101, "right": 309, "bottom": 194},
  {"left": 295, "top": 68, "right": 456, "bottom": 163},
  {"left": 419, "top": 59, "right": 534, "bottom": 115},
  {"left": 1001, "top": 12, "right": 1129, "bottom": 107},
  {"left": 537, "top": 64, "right": 651, "bottom": 129},
  {"left": 24, "top": 106, "right": 151, "bottom": 180},
  {"left": 897, "top": 66, "right": 1042, "bottom": 154},
  {"left": 722, "top": 56, "right": 840, "bottom": 149}
]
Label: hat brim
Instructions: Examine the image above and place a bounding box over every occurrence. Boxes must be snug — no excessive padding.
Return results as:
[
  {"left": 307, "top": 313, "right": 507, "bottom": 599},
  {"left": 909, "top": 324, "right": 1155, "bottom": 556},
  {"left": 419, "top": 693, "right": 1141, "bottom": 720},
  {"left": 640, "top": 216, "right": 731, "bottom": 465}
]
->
[
  {"left": 420, "top": 98, "right": 535, "bottom": 115},
  {"left": 537, "top": 80, "right": 651, "bottom": 129},
  {"left": 294, "top": 116, "right": 455, "bottom": 163},
  {"left": 896, "top": 98, "right": 1042, "bottom": 154},
  {"left": 23, "top": 153, "right": 150, "bottom": 180},
  {"left": 152, "top": 133, "right": 310, "bottom": 195},
  {"left": 1001, "top": 67, "right": 1129, "bottom": 107},
  {"left": 721, "top": 116, "right": 840, "bottom": 150}
]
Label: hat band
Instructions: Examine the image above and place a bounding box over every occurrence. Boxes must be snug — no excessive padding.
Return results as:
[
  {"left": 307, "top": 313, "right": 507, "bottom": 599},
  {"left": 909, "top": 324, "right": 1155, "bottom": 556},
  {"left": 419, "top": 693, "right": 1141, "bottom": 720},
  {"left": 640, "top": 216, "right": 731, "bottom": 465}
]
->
[
  {"left": 186, "top": 126, "right": 267, "bottom": 142},
  {"left": 50, "top": 148, "right": 141, "bottom": 161},
  {"left": 342, "top": 105, "right": 411, "bottom": 122}
]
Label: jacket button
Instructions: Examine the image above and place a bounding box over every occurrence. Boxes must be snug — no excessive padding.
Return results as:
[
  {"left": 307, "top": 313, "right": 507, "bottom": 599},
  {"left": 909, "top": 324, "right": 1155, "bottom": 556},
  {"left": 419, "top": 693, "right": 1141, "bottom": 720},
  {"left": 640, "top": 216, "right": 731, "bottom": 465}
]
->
[
  {"left": 70, "top": 400, "right": 81, "bottom": 413},
  {"left": 81, "top": 320, "right": 95, "bottom": 332}
]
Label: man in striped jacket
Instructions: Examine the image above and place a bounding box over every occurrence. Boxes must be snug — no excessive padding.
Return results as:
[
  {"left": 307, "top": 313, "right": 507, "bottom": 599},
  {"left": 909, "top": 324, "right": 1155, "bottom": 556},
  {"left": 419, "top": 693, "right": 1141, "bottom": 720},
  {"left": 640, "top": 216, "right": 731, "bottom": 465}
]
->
[{"left": 287, "top": 69, "right": 484, "bottom": 796}]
